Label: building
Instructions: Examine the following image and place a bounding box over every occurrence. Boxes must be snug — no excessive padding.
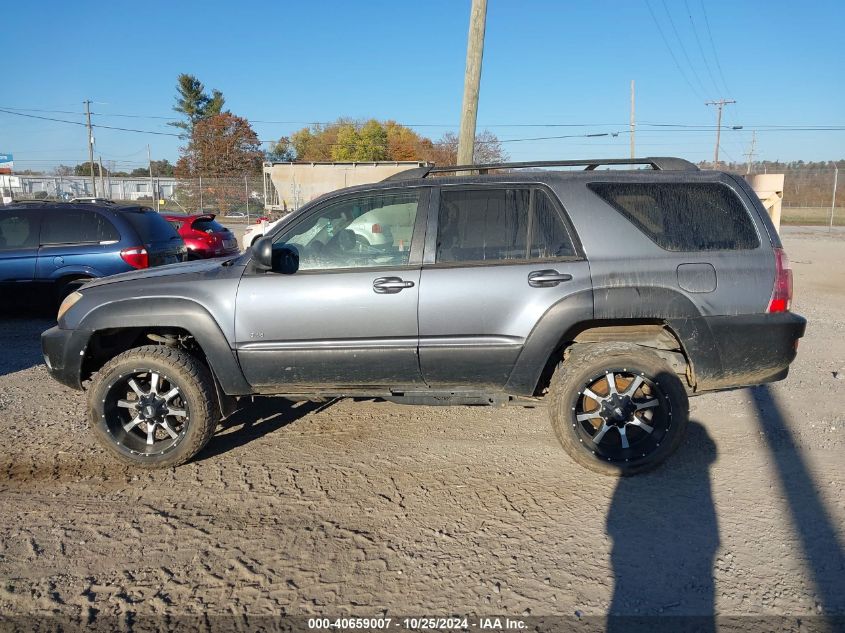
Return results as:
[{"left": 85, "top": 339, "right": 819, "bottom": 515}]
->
[{"left": 262, "top": 161, "right": 428, "bottom": 212}]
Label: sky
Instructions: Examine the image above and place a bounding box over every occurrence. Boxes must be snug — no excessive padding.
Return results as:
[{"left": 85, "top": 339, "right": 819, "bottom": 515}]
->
[{"left": 1, "top": 0, "right": 843, "bottom": 173}]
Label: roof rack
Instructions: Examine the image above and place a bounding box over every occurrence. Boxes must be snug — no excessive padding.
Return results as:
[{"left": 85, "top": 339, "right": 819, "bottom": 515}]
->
[{"left": 383, "top": 156, "right": 698, "bottom": 181}]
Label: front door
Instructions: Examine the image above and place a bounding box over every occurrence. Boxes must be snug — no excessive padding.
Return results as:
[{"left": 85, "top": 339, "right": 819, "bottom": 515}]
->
[
  {"left": 0, "top": 209, "right": 41, "bottom": 299},
  {"left": 235, "top": 188, "right": 428, "bottom": 391}
]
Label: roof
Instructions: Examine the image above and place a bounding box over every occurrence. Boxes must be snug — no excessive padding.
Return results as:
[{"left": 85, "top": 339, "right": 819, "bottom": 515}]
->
[
  {"left": 263, "top": 160, "right": 431, "bottom": 167},
  {"left": 2, "top": 201, "right": 156, "bottom": 214},
  {"left": 383, "top": 157, "right": 699, "bottom": 182}
]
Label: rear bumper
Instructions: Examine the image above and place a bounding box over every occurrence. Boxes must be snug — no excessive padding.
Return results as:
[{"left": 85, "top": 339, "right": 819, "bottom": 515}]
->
[
  {"left": 671, "top": 312, "right": 807, "bottom": 392},
  {"left": 41, "top": 326, "right": 91, "bottom": 390}
]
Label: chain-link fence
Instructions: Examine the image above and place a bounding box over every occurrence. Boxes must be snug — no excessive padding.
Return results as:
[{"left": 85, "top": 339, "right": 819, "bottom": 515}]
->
[
  {"left": 1, "top": 174, "right": 270, "bottom": 221},
  {"left": 725, "top": 166, "right": 843, "bottom": 228},
  {"left": 3, "top": 166, "right": 842, "bottom": 227}
]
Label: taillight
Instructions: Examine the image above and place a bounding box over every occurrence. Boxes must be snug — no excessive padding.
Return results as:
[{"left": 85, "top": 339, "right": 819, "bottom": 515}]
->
[
  {"left": 767, "top": 247, "right": 792, "bottom": 313},
  {"left": 371, "top": 223, "right": 382, "bottom": 234},
  {"left": 120, "top": 246, "right": 149, "bottom": 269}
]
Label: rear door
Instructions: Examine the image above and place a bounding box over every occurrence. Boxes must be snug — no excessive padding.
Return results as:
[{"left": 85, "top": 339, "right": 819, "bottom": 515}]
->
[
  {"left": 37, "top": 208, "right": 122, "bottom": 278},
  {"left": 0, "top": 208, "right": 41, "bottom": 292},
  {"left": 418, "top": 185, "right": 593, "bottom": 389}
]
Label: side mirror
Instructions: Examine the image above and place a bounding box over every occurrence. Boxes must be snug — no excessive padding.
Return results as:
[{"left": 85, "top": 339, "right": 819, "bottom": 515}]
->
[
  {"left": 273, "top": 244, "right": 300, "bottom": 275},
  {"left": 252, "top": 235, "right": 273, "bottom": 271},
  {"left": 251, "top": 235, "right": 299, "bottom": 274}
]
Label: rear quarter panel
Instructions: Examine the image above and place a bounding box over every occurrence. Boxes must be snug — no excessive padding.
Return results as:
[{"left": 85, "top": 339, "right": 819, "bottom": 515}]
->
[{"left": 551, "top": 172, "right": 776, "bottom": 319}]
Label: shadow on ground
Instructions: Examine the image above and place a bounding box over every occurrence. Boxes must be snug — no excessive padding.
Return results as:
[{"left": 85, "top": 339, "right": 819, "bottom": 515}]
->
[
  {"left": 606, "top": 421, "right": 719, "bottom": 629},
  {"left": 750, "top": 386, "right": 845, "bottom": 616},
  {"left": 605, "top": 387, "right": 845, "bottom": 631},
  {"left": 197, "top": 397, "right": 336, "bottom": 461},
  {"left": 0, "top": 306, "right": 55, "bottom": 377}
]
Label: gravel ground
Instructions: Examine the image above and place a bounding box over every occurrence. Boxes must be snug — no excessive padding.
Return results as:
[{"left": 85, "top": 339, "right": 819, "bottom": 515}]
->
[{"left": 0, "top": 231, "right": 843, "bottom": 628}]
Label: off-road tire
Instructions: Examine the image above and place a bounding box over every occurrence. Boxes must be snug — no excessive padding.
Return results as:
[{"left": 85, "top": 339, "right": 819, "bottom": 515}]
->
[
  {"left": 548, "top": 342, "right": 689, "bottom": 476},
  {"left": 88, "top": 345, "right": 219, "bottom": 469}
]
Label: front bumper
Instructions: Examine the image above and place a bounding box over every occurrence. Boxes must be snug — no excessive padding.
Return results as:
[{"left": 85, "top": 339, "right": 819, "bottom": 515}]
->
[{"left": 41, "top": 326, "right": 91, "bottom": 390}]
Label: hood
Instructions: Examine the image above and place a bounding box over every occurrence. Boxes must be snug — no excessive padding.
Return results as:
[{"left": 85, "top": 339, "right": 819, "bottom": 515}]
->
[{"left": 81, "top": 258, "right": 233, "bottom": 291}]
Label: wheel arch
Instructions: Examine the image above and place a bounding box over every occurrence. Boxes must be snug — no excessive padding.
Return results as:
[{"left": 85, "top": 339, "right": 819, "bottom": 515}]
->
[
  {"left": 505, "top": 285, "right": 719, "bottom": 397},
  {"left": 508, "top": 316, "right": 701, "bottom": 398},
  {"left": 78, "top": 298, "right": 251, "bottom": 397}
]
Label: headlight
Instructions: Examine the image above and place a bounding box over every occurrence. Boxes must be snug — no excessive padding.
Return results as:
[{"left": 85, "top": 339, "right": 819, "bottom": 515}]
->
[{"left": 57, "top": 291, "right": 83, "bottom": 321}]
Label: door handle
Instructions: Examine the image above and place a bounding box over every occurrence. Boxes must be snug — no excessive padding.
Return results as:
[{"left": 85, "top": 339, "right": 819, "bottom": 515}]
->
[
  {"left": 528, "top": 269, "right": 572, "bottom": 287},
  {"left": 373, "top": 276, "right": 415, "bottom": 294}
]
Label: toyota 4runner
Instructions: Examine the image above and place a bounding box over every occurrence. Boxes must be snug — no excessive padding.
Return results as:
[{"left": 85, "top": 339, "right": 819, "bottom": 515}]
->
[{"left": 41, "top": 158, "right": 806, "bottom": 475}]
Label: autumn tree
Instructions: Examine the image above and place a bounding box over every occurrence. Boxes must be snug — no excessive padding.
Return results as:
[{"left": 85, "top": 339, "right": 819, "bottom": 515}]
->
[
  {"left": 169, "top": 73, "right": 226, "bottom": 137},
  {"left": 73, "top": 161, "right": 109, "bottom": 177},
  {"left": 267, "top": 136, "right": 295, "bottom": 162},
  {"left": 429, "top": 130, "right": 508, "bottom": 165},
  {"left": 175, "top": 113, "right": 263, "bottom": 210},
  {"left": 273, "top": 118, "right": 507, "bottom": 166},
  {"left": 129, "top": 159, "right": 175, "bottom": 178},
  {"left": 53, "top": 165, "right": 74, "bottom": 176}
]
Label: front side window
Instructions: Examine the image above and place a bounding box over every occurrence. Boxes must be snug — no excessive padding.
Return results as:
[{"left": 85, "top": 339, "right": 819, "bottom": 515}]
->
[
  {"left": 273, "top": 190, "right": 419, "bottom": 271},
  {"left": 41, "top": 210, "right": 120, "bottom": 245},
  {"left": 436, "top": 187, "right": 576, "bottom": 264},
  {"left": 0, "top": 212, "right": 40, "bottom": 250}
]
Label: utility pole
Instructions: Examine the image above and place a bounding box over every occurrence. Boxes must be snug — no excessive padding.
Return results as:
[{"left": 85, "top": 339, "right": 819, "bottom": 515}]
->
[
  {"left": 630, "top": 80, "right": 636, "bottom": 158},
  {"left": 744, "top": 130, "right": 757, "bottom": 175},
  {"left": 705, "top": 99, "right": 736, "bottom": 167},
  {"left": 147, "top": 145, "right": 156, "bottom": 209},
  {"left": 457, "top": 0, "right": 488, "bottom": 166},
  {"left": 245, "top": 175, "right": 250, "bottom": 222},
  {"left": 830, "top": 164, "right": 839, "bottom": 233},
  {"left": 84, "top": 100, "right": 97, "bottom": 196},
  {"left": 98, "top": 156, "right": 106, "bottom": 198}
]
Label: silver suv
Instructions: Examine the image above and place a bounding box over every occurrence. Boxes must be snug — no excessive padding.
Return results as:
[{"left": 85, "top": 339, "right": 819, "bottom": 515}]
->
[{"left": 42, "top": 158, "right": 806, "bottom": 475}]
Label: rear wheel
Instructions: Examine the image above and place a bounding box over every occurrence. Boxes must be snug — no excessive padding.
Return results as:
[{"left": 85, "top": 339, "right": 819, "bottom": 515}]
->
[
  {"left": 88, "top": 345, "right": 219, "bottom": 468},
  {"left": 548, "top": 343, "right": 689, "bottom": 476}
]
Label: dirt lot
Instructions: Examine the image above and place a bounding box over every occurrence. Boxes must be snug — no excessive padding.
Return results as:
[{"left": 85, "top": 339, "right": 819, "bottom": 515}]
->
[{"left": 1, "top": 229, "right": 844, "bottom": 627}]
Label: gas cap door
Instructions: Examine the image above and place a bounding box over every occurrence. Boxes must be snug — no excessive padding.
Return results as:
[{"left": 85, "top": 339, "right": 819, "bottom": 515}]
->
[{"left": 677, "top": 263, "right": 717, "bottom": 293}]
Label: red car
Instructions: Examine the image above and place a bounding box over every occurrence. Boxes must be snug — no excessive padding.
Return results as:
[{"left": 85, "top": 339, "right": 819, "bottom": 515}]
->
[{"left": 163, "top": 213, "right": 240, "bottom": 259}]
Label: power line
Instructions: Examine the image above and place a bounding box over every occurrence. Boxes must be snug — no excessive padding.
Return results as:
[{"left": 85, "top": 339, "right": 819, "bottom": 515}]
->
[
  {"left": 660, "top": 0, "right": 709, "bottom": 96},
  {"left": 644, "top": 0, "right": 705, "bottom": 101},
  {"left": 685, "top": 0, "right": 721, "bottom": 95},
  {"left": 2, "top": 104, "right": 844, "bottom": 132},
  {"left": 699, "top": 0, "right": 732, "bottom": 96}
]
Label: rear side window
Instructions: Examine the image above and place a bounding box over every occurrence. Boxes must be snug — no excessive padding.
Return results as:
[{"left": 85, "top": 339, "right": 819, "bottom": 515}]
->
[
  {"left": 0, "top": 211, "right": 40, "bottom": 249},
  {"left": 436, "top": 187, "right": 576, "bottom": 263},
  {"left": 122, "top": 210, "right": 180, "bottom": 243},
  {"left": 531, "top": 189, "right": 577, "bottom": 258},
  {"left": 192, "top": 217, "right": 225, "bottom": 233},
  {"left": 588, "top": 182, "right": 759, "bottom": 251},
  {"left": 41, "top": 210, "right": 120, "bottom": 245}
]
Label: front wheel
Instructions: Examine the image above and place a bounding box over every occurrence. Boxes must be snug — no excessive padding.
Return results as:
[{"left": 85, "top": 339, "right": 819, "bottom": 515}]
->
[
  {"left": 88, "top": 345, "right": 219, "bottom": 468},
  {"left": 548, "top": 343, "right": 689, "bottom": 476}
]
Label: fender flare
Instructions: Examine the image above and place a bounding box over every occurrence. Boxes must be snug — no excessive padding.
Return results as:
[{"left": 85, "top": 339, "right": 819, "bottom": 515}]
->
[
  {"left": 504, "top": 290, "right": 594, "bottom": 395},
  {"left": 79, "top": 297, "right": 252, "bottom": 395},
  {"left": 505, "top": 286, "right": 722, "bottom": 395}
]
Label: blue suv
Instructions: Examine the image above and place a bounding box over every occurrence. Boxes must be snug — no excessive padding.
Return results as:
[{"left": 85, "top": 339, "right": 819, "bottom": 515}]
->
[{"left": 0, "top": 201, "right": 187, "bottom": 304}]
